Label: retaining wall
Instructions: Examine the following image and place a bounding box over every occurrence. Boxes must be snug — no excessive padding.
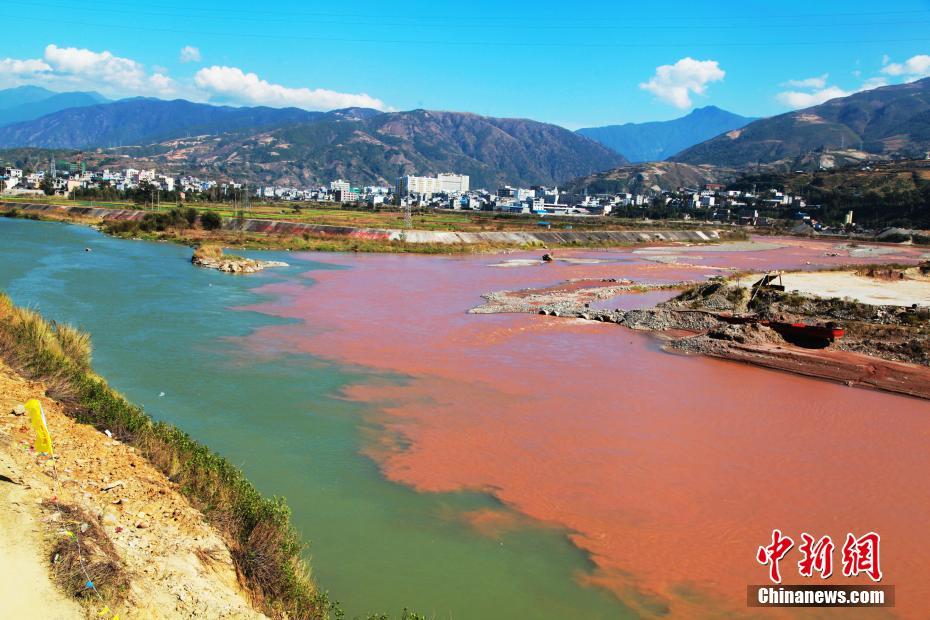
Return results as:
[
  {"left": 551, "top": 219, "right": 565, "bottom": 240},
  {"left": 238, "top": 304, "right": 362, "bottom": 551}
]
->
[{"left": 4, "top": 202, "right": 722, "bottom": 245}]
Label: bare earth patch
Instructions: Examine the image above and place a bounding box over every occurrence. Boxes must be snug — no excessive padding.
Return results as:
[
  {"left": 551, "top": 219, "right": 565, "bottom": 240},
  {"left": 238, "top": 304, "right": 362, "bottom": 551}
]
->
[
  {"left": 0, "top": 360, "right": 265, "bottom": 619},
  {"left": 743, "top": 269, "right": 930, "bottom": 307}
]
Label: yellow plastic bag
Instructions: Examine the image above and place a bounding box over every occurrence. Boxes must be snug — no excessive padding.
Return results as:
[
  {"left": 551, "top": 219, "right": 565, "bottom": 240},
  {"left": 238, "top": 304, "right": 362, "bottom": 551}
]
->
[{"left": 25, "top": 399, "right": 53, "bottom": 456}]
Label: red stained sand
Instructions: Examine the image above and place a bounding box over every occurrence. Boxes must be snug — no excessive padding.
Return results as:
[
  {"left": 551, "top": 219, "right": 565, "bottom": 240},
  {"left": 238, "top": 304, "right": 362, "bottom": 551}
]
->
[{"left": 239, "top": 239, "right": 930, "bottom": 617}]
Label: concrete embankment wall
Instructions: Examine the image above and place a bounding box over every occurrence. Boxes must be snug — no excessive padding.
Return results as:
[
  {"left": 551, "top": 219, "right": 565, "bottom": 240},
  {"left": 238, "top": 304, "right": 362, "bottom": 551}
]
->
[
  {"left": 5, "top": 202, "right": 721, "bottom": 245},
  {"left": 5, "top": 202, "right": 149, "bottom": 222}
]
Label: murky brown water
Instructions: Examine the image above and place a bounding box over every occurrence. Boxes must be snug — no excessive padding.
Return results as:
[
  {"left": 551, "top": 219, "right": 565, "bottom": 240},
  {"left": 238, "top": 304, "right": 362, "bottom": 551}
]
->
[{"left": 243, "top": 238, "right": 930, "bottom": 618}]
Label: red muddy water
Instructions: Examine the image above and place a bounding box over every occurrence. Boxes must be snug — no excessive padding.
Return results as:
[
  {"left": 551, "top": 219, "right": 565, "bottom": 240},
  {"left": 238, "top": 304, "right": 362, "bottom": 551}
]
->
[{"left": 242, "top": 238, "right": 930, "bottom": 618}]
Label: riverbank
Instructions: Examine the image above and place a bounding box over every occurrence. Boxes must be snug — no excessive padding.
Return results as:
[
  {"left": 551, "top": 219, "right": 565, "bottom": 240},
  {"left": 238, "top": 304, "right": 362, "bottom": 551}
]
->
[
  {"left": 476, "top": 265, "right": 930, "bottom": 399},
  {"left": 1, "top": 200, "right": 736, "bottom": 254},
  {"left": 0, "top": 358, "right": 265, "bottom": 618},
  {"left": 0, "top": 294, "right": 331, "bottom": 619}
]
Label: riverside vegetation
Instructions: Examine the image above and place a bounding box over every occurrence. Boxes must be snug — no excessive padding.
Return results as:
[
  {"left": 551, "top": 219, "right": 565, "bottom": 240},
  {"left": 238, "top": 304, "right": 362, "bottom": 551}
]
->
[
  {"left": 0, "top": 292, "right": 424, "bottom": 620},
  {"left": 3, "top": 201, "right": 742, "bottom": 255}
]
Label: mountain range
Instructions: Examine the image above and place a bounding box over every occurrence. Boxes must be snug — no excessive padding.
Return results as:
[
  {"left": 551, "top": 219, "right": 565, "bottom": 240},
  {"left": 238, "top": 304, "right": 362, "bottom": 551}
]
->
[
  {"left": 0, "top": 93, "right": 624, "bottom": 187},
  {"left": 561, "top": 161, "right": 737, "bottom": 195},
  {"left": 577, "top": 106, "right": 755, "bottom": 162},
  {"left": 3, "top": 77, "right": 930, "bottom": 188},
  {"left": 0, "top": 85, "right": 108, "bottom": 127},
  {"left": 120, "top": 109, "right": 627, "bottom": 188},
  {"left": 672, "top": 78, "right": 930, "bottom": 166},
  {"left": 0, "top": 98, "right": 373, "bottom": 149}
]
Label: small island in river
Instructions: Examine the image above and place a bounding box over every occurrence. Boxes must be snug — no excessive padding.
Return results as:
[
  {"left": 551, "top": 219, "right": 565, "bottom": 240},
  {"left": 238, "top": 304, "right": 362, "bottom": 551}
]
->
[
  {"left": 475, "top": 261, "right": 930, "bottom": 400},
  {"left": 191, "top": 244, "right": 288, "bottom": 274}
]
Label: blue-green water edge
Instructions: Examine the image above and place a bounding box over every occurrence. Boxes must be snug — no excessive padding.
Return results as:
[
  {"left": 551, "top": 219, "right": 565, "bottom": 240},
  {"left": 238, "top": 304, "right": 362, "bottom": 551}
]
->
[{"left": 0, "top": 218, "right": 628, "bottom": 618}]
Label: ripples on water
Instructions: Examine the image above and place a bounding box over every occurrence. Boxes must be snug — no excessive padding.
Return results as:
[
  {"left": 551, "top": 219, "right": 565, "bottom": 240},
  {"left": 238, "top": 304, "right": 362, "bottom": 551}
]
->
[{"left": 4, "top": 219, "right": 930, "bottom": 618}]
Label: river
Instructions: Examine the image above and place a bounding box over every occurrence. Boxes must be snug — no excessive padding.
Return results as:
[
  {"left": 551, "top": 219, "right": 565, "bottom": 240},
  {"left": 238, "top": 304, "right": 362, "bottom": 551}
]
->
[{"left": 3, "top": 217, "right": 930, "bottom": 619}]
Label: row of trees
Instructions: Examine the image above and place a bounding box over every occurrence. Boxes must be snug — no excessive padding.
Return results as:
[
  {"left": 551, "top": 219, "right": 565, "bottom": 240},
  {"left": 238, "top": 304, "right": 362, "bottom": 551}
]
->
[
  {"left": 105, "top": 206, "right": 222, "bottom": 235},
  {"left": 71, "top": 181, "right": 253, "bottom": 206}
]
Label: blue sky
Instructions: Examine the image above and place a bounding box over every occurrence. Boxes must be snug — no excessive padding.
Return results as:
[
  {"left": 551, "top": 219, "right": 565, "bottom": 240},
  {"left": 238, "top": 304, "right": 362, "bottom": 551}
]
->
[{"left": 2, "top": 0, "right": 930, "bottom": 128}]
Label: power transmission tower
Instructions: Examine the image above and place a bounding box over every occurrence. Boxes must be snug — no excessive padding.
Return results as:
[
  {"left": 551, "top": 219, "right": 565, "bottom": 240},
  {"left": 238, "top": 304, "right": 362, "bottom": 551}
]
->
[{"left": 404, "top": 199, "right": 412, "bottom": 229}]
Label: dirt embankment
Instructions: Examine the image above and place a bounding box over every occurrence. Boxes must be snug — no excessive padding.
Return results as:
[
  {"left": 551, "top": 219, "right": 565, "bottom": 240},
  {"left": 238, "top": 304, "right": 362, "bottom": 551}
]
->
[
  {"left": 0, "top": 359, "right": 265, "bottom": 619},
  {"left": 477, "top": 271, "right": 930, "bottom": 400},
  {"left": 470, "top": 278, "right": 698, "bottom": 315}
]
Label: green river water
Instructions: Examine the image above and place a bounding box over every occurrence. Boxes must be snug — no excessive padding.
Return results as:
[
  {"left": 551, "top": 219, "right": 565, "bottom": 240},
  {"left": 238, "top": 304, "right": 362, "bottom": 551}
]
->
[{"left": 0, "top": 218, "right": 627, "bottom": 619}]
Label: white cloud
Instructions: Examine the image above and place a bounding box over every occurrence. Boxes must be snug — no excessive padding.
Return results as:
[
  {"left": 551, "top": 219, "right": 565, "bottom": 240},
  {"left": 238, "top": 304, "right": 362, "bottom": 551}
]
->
[
  {"left": 776, "top": 86, "right": 850, "bottom": 108},
  {"left": 179, "top": 46, "right": 201, "bottom": 63},
  {"left": 782, "top": 74, "right": 828, "bottom": 90},
  {"left": 639, "top": 57, "right": 725, "bottom": 109},
  {"left": 861, "top": 76, "right": 888, "bottom": 90},
  {"left": 775, "top": 71, "right": 891, "bottom": 110},
  {"left": 43, "top": 44, "right": 178, "bottom": 96},
  {"left": 0, "top": 57, "right": 51, "bottom": 75},
  {"left": 0, "top": 43, "right": 391, "bottom": 111},
  {"left": 194, "top": 65, "right": 389, "bottom": 111},
  {"left": 881, "top": 54, "right": 930, "bottom": 79}
]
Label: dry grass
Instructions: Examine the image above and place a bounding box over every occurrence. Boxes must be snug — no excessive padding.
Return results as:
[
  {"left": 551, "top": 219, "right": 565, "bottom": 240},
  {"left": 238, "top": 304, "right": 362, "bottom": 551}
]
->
[
  {"left": 0, "top": 292, "right": 332, "bottom": 619},
  {"left": 0, "top": 302, "right": 89, "bottom": 401},
  {"left": 191, "top": 244, "right": 224, "bottom": 261},
  {"left": 43, "top": 501, "right": 129, "bottom": 600}
]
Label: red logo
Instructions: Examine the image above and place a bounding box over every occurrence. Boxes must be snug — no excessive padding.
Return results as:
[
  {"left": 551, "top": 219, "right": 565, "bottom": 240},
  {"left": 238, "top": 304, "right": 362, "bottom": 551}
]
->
[
  {"left": 798, "top": 533, "right": 834, "bottom": 579},
  {"left": 756, "top": 529, "right": 794, "bottom": 584},
  {"left": 842, "top": 532, "right": 883, "bottom": 582},
  {"left": 758, "top": 530, "right": 882, "bottom": 583}
]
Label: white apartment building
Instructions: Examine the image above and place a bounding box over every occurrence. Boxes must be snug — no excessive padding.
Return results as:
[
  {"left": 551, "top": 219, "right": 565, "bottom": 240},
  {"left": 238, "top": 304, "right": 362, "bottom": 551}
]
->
[
  {"left": 396, "top": 173, "right": 469, "bottom": 197},
  {"left": 330, "top": 179, "right": 351, "bottom": 194},
  {"left": 437, "top": 173, "right": 469, "bottom": 193}
]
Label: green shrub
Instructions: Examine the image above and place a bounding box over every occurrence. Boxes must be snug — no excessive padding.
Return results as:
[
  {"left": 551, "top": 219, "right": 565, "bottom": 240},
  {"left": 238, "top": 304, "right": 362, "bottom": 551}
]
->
[
  {"left": 201, "top": 210, "right": 222, "bottom": 230},
  {"left": 183, "top": 207, "right": 199, "bottom": 227},
  {"left": 104, "top": 220, "right": 144, "bottom": 236}
]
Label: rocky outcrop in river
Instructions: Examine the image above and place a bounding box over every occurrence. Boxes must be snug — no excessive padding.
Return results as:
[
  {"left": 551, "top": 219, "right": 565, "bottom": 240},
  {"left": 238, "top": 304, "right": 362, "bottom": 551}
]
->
[{"left": 191, "top": 245, "right": 287, "bottom": 273}]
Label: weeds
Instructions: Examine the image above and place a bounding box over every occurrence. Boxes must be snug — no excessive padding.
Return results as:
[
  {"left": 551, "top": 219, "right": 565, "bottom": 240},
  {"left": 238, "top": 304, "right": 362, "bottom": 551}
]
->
[
  {"left": 0, "top": 293, "right": 333, "bottom": 619},
  {"left": 43, "top": 501, "right": 129, "bottom": 600}
]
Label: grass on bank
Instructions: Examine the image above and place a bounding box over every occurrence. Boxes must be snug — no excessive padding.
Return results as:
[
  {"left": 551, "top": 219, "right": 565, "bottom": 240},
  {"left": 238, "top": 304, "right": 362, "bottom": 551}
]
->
[
  {"left": 100, "top": 216, "right": 746, "bottom": 255},
  {"left": 0, "top": 294, "right": 333, "bottom": 619},
  {"left": 4, "top": 202, "right": 747, "bottom": 254},
  {"left": 2, "top": 194, "right": 724, "bottom": 233}
]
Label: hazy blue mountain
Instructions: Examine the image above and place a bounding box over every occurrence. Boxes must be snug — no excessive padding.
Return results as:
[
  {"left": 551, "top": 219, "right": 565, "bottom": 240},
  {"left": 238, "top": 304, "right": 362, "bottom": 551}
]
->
[
  {"left": 0, "top": 88, "right": 109, "bottom": 127},
  {"left": 577, "top": 106, "right": 756, "bottom": 162},
  {"left": 672, "top": 78, "right": 930, "bottom": 166},
  {"left": 0, "top": 98, "right": 355, "bottom": 148},
  {"left": 0, "top": 86, "right": 60, "bottom": 109}
]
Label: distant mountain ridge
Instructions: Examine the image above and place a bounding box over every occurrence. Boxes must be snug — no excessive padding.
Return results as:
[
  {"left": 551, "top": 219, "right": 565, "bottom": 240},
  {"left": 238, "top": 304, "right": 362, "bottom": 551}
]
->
[
  {"left": 561, "top": 161, "right": 737, "bottom": 195},
  {"left": 0, "top": 98, "right": 624, "bottom": 188},
  {"left": 0, "top": 86, "right": 108, "bottom": 127},
  {"left": 131, "top": 108, "right": 627, "bottom": 188},
  {"left": 577, "top": 106, "right": 755, "bottom": 162},
  {"left": 672, "top": 78, "right": 930, "bottom": 166},
  {"left": 0, "top": 98, "right": 366, "bottom": 148}
]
